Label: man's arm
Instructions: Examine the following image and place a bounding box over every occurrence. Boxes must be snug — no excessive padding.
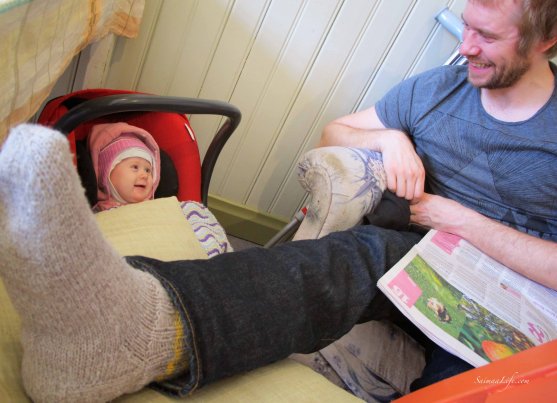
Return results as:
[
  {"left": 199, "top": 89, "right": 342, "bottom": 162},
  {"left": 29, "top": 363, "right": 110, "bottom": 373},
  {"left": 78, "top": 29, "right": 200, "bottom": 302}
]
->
[
  {"left": 319, "top": 106, "right": 426, "bottom": 200},
  {"left": 410, "top": 193, "right": 557, "bottom": 290}
]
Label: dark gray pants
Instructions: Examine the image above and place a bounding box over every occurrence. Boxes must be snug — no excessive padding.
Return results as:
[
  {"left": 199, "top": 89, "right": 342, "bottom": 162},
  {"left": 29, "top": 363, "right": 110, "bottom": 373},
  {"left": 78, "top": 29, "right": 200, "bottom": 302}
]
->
[{"left": 127, "top": 225, "right": 422, "bottom": 397}]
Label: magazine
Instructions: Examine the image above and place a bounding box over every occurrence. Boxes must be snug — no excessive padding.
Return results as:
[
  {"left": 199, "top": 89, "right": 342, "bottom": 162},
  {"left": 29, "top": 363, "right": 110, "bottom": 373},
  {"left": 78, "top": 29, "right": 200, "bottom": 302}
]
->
[{"left": 377, "top": 229, "right": 557, "bottom": 367}]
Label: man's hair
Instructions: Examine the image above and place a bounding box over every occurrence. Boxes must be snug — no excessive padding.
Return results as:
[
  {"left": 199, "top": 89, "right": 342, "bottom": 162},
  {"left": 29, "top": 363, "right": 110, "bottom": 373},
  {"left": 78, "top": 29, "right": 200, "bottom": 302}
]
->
[
  {"left": 518, "top": 0, "right": 557, "bottom": 57},
  {"left": 472, "top": 0, "right": 557, "bottom": 58}
]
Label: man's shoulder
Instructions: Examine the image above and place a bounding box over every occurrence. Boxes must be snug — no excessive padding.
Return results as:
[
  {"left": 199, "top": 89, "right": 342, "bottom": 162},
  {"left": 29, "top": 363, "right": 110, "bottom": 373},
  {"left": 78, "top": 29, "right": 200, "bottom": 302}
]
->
[
  {"left": 383, "top": 65, "right": 472, "bottom": 113},
  {"left": 407, "top": 65, "right": 469, "bottom": 91},
  {"left": 376, "top": 65, "right": 472, "bottom": 128}
]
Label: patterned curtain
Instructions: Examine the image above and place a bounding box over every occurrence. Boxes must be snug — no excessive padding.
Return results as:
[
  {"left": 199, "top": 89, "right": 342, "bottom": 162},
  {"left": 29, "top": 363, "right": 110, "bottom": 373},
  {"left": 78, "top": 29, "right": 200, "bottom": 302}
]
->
[{"left": 0, "top": 0, "right": 145, "bottom": 143}]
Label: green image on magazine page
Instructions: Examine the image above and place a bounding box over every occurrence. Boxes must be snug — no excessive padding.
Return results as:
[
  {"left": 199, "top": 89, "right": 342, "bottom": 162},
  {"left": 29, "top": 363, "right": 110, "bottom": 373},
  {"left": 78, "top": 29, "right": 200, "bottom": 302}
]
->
[{"left": 403, "top": 255, "right": 535, "bottom": 362}]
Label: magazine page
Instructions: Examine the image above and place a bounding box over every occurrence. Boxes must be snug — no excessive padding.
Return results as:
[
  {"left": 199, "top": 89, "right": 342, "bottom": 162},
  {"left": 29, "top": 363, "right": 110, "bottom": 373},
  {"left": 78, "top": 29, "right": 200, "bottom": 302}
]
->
[{"left": 377, "top": 230, "right": 557, "bottom": 367}]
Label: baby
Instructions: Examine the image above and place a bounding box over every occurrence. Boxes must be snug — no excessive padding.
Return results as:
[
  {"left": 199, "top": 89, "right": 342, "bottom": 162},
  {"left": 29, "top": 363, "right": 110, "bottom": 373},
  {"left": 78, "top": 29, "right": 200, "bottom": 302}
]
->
[
  {"left": 88, "top": 122, "right": 232, "bottom": 256},
  {"left": 89, "top": 122, "right": 160, "bottom": 212}
]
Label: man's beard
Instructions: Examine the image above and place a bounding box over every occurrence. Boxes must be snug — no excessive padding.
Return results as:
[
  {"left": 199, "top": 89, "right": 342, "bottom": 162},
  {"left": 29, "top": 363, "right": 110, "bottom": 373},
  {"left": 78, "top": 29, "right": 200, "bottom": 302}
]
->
[{"left": 469, "top": 56, "right": 530, "bottom": 89}]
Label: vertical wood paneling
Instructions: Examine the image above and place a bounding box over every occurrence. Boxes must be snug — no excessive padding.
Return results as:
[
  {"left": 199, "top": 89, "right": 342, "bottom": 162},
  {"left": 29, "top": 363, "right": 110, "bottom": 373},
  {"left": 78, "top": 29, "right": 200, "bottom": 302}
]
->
[
  {"left": 136, "top": 0, "right": 200, "bottom": 94},
  {"left": 216, "top": 0, "right": 343, "bottom": 200},
  {"left": 411, "top": 0, "right": 466, "bottom": 75},
  {"left": 256, "top": 0, "right": 418, "bottom": 216},
  {"left": 187, "top": 0, "right": 272, "bottom": 160},
  {"left": 361, "top": 0, "right": 457, "bottom": 107},
  {"left": 103, "top": 0, "right": 466, "bottom": 221},
  {"left": 105, "top": 0, "right": 163, "bottom": 89},
  {"left": 192, "top": 0, "right": 290, "bottom": 192}
]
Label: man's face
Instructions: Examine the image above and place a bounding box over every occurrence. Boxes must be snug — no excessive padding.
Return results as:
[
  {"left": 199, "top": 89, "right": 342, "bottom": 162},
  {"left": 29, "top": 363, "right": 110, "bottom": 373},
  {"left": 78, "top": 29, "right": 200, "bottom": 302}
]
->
[
  {"left": 459, "top": 0, "right": 531, "bottom": 89},
  {"left": 110, "top": 157, "right": 154, "bottom": 204}
]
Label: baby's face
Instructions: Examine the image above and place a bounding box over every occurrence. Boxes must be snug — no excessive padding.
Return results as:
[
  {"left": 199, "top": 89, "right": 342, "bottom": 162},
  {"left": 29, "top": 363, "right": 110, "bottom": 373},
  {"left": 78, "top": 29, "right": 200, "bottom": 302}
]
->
[{"left": 110, "top": 157, "right": 154, "bottom": 203}]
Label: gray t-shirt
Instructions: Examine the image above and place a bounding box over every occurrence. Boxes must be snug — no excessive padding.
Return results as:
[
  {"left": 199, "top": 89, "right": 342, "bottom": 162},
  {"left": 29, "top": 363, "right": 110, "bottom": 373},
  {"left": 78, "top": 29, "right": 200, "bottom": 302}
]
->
[{"left": 376, "top": 64, "right": 557, "bottom": 241}]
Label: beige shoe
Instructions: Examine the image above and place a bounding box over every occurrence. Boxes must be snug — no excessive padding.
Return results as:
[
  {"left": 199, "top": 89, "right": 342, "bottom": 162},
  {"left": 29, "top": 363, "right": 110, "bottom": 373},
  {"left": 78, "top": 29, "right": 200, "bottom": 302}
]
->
[{"left": 294, "top": 147, "right": 386, "bottom": 240}]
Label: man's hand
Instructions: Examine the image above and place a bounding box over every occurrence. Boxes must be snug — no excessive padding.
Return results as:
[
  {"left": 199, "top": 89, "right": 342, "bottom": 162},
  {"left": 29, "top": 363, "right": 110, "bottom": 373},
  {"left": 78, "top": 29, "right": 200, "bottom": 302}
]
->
[
  {"left": 409, "top": 193, "right": 473, "bottom": 233},
  {"left": 377, "top": 131, "right": 425, "bottom": 200}
]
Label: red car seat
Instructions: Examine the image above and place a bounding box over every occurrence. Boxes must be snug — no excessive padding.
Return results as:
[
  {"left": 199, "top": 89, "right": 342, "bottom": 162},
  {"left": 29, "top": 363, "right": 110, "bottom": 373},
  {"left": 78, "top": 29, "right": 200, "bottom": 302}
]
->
[{"left": 37, "top": 88, "right": 241, "bottom": 206}]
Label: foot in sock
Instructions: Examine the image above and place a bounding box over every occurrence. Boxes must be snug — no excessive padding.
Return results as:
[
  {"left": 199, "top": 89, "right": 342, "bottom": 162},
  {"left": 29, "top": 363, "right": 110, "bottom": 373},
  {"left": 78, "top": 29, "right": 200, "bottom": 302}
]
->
[{"left": 0, "top": 124, "right": 185, "bottom": 402}]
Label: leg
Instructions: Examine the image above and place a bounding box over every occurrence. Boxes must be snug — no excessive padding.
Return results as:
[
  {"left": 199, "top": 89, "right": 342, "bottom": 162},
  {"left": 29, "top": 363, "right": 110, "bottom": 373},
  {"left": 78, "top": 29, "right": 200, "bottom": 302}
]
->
[
  {"left": 130, "top": 225, "right": 422, "bottom": 394},
  {"left": 0, "top": 125, "right": 185, "bottom": 402}
]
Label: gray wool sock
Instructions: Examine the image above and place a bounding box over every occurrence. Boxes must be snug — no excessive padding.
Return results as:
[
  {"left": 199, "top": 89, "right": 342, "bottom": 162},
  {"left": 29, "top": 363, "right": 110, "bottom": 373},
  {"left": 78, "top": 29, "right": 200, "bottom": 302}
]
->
[{"left": 0, "top": 124, "right": 187, "bottom": 403}]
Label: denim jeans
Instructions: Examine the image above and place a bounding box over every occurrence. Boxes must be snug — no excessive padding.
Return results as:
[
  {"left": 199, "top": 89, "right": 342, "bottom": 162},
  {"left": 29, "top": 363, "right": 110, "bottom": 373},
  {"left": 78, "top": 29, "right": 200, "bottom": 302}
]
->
[{"left": 126, "top": 225, "right": 422, "bottom": 397}]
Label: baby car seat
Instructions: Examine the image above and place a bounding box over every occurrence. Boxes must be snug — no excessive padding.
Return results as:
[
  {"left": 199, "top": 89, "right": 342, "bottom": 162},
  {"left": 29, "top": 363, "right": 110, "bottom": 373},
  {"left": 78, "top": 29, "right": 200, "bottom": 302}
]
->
[{"left": 37, "top": 88, "right": 241, "bottom": 207}]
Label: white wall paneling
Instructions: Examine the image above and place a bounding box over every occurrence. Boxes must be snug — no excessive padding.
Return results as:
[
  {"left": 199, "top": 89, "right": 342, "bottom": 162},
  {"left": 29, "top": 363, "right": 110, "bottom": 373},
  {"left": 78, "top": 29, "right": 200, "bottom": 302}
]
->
[{"left": 103, "top": 0, "right": 466, "bottom": 224}]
